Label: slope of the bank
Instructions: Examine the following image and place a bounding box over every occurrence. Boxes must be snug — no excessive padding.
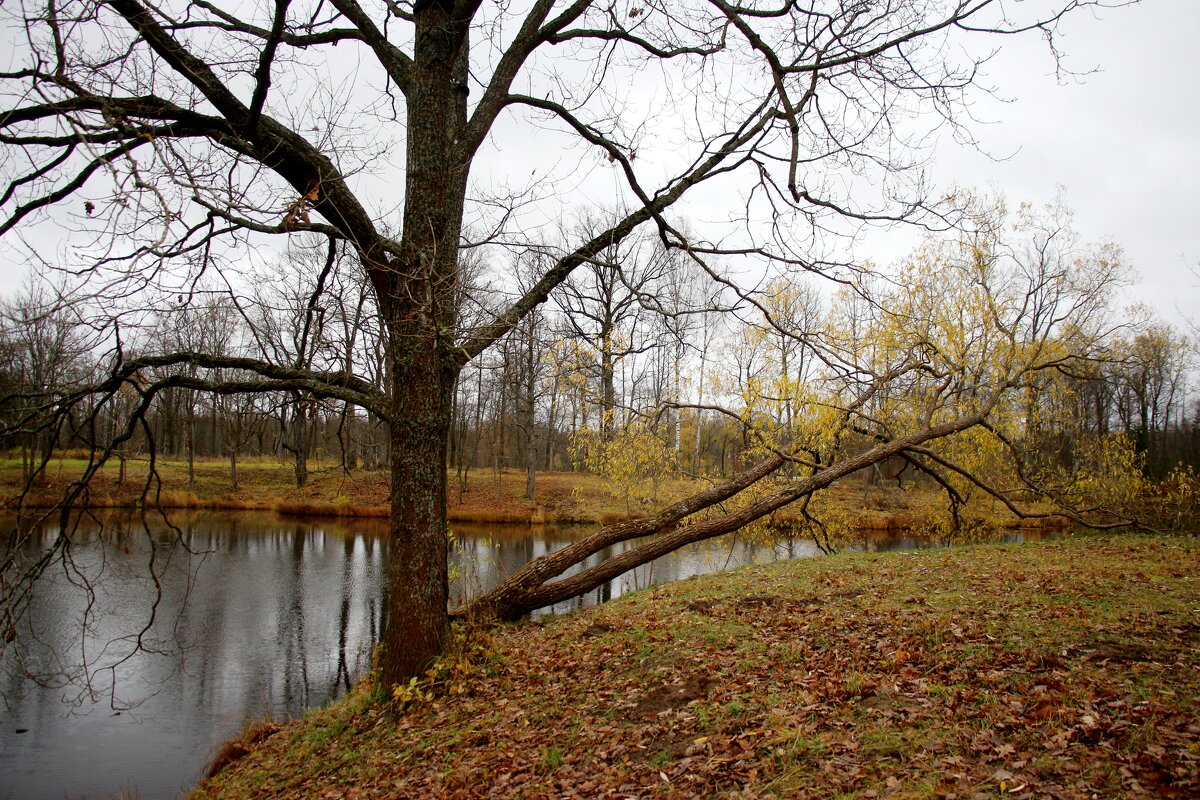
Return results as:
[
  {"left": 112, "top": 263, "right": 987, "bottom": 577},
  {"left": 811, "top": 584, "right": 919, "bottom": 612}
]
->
[{"left": 192, "top": 534, "right": 1199, "bottom": 799}]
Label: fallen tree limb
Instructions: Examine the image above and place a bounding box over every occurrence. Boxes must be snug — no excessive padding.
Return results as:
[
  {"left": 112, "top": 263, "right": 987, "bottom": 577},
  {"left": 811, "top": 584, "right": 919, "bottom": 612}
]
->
[{"left": 460, "top": 409, "right": 988, "bottom": 621}]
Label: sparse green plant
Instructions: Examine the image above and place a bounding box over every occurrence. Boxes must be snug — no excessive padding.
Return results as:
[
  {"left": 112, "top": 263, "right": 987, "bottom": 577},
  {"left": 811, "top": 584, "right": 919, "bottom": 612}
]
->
[
  {"left": 541, "top": 746, "right": 564, "bottom": 771},
  {"left": 390, "top": 624, "right": 494, "bottom": 711}
]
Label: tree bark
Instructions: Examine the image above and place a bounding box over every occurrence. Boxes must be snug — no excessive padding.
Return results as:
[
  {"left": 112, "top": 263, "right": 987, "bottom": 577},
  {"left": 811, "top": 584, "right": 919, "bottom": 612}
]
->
[
  {"left": 379, "top": 342, "right": 454, "bottom": 689},
  {"left": 375, "top": 3, "right": 469, "bottom": 688},
  {"left": 524, "top": 321, "right": 537, "bottom": 500},
  {"left": 291, "top": 401, "right": 310, "bottom": 489},
  {"left": 186, "top": 397, "right": 195, "bottom": 488},
  {"left": 600, "top": 332, "right": 615, "bottom": 439}
]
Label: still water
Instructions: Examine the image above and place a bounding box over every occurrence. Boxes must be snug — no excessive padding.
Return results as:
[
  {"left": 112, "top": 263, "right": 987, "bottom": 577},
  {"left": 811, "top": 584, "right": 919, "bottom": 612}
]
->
[{"left": 0, "top": 511, "right": 1039, "bottom": 799}]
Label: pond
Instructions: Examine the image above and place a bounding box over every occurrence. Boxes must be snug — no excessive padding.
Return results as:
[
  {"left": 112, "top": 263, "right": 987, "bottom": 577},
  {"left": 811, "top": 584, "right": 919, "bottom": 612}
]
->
[{"left": 0, "top": 510, "right": 1049, "bottom": 799}]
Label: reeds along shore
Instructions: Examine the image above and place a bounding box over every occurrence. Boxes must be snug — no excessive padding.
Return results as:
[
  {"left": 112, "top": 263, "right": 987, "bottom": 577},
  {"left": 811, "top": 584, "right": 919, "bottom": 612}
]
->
[
  {"left": 1, "top": 459, "right": 1072, "bottom": 530},
  {"left": 5, "top": 493, "right": 1072, "bottom": 532}
]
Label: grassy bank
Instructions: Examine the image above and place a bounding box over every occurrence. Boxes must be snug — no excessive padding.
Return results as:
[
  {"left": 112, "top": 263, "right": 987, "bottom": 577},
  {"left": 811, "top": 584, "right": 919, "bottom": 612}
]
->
[
  {"left": 192, "top": 533, "right": 1198, "bottom": 799},
  {"left": 1, "top": 455, "right": 1064, "bottom": 532},
  {"left": 0, "top": 455, "right": 680, "bottom": 523}
]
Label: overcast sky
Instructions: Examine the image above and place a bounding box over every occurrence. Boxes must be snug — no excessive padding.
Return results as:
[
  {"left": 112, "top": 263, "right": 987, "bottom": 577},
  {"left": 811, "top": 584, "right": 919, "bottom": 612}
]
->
[
  {"left": 914, "top": 0, "right": 1199, "bottom": 332},
  {"left": 1, "top": 1, "right": 1195, "bottom": 335}
]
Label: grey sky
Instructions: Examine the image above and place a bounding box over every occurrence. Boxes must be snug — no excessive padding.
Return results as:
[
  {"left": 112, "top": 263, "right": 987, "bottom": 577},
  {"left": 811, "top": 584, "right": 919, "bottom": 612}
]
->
[
  {"left": 921, "top": 0, "right": 1199, "bottom": 331},
  {"left": 0, "top": 1, "right": 1194, "bottom": 337}
]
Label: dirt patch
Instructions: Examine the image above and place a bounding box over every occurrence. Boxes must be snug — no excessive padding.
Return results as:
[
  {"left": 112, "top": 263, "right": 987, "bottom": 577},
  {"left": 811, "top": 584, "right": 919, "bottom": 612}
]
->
[
  {"left": 1078, "top": 639, "right": 1159, "bottom": 665},
  {"left": 685, "top": 599, "right": 717, "bottom": 614},
  {"left": 736, "top": 594, "right": 780, "bottom": 609},
  {"left": 630, "top": 674, "right": 714, "bottom": 719},
  {"left": 1167, "top": 623, "right": 1200, "bottom": 642},
  {"left": 579, "top": 622, "right": 615, "bottom": 638},
  {"left": 205, "top": 721, "right": 280, "bottom": 779},
  {"left": 734, "top": 594, "right": 812, "bottom": 615}
]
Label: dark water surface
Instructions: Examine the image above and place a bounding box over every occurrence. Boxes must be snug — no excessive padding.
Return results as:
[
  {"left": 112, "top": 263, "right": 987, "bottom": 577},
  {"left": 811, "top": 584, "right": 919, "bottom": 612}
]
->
[{"left": 0, "top": 511, "right": 1047, "bottom": 799}]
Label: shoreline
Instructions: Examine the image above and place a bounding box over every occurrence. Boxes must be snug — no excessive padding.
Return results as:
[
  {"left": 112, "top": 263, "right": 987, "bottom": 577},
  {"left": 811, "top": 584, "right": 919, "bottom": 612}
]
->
[
  {"left": 2, "top": 457, "right": 1072, "bottom": 531},
  {"left": 2, "top": 494, "right": 1072, "bottom": 531}
]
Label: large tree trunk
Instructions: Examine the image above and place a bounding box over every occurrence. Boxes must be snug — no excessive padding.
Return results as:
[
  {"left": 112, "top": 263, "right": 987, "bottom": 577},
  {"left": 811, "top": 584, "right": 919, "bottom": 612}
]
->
[
  {"left": 379, "top": 347, "right": 454, "bottom": 689},
  {"left": 375, "top": 4, "right": 469, "bottom": 688}
]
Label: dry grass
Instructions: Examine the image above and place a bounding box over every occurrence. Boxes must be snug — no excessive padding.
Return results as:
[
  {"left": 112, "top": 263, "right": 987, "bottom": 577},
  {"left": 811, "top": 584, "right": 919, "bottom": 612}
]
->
[
  {"left": 449, "top": 508, "right": 544, "bottom": 524},
  {"left": 273, "top": 500, "right": 389, "bottom": 518},
  {"left": 2, "top": 454, "right": 1057, "bottom": 531}
]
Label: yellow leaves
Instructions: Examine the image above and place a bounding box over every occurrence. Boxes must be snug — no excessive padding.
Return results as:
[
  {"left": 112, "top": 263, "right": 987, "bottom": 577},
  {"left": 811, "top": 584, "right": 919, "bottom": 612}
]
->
[
  {"left": 543, "top": 338, "right": 595, "bottom": 394},
  {"left": 1152, "top": 466, "right": 1200, "bottom": 530},
  {"left": 391, "top": 676, "right": 433, "bottom": 709},
  {"left": 571, "top": 422, "right": 674, "bottom": 509},
  {"left": 788, "top": 491, "right": 859, "bottom": 554},
  {"left": 1055, "top": 438, "right": 1200, "bottom": 529},
  {"left": 1063, "top": 433, "right": 1149, "bottom": 511},
  {"left": 390, "top": 626, "right": 494, "bottom": 711},
  {"left": 711, "top": 195, "right": 1144, "bottom": 534}
]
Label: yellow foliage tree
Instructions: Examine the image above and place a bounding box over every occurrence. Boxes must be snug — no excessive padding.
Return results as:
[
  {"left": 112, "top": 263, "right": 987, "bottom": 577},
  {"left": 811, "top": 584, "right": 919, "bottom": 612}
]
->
[{"left": 571, "top": 421, "right": 675, "bottom": 513}]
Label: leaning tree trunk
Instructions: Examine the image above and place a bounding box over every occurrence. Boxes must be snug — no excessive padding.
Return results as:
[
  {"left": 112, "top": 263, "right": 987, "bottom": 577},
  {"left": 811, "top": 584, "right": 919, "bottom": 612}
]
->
[
  {"left": 462, "top": 453, "right": 785, "bottom": 621},
  {"left": 461, "top": 411, "right": 990, "bottom": 622}
]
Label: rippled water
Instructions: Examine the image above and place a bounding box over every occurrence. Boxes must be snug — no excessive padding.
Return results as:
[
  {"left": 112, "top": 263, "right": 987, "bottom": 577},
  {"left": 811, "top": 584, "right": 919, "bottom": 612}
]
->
[{"left": 0, "top": 510, "right": 1046, "bottom": 799}]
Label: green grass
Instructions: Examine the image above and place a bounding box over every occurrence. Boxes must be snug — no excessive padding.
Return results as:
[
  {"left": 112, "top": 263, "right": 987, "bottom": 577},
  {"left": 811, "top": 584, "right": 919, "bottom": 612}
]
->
[{"left": 192, "top": 532, "right": 1200, "bottom": 799}]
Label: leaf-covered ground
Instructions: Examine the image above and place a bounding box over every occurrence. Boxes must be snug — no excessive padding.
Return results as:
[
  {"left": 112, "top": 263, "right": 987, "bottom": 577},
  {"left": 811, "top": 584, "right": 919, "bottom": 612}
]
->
[{"left": 192, "top": 534, "right": 1199, "bottom": 799}]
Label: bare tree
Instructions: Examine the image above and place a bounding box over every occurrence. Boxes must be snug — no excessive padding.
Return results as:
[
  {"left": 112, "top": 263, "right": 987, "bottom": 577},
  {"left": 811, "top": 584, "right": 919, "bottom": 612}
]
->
[
  {"left": 554, "top": 218, "right": 668, "bottom": 438},
  {"left": 1113, "top": 322, "right": 1193, "bottom": 476},
  {"left": 0, "top": 275, "right": 94, "bottom": 481},
  {"left": 1, "top": 0, "right": 1127, "bottom": 687}
]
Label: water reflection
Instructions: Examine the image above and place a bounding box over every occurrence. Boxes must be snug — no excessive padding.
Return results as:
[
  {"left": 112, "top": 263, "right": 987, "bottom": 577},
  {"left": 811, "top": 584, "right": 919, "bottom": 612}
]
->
[
  {"left": 0, "top": 510, "right": 1052, "bottom": 799},
  {"left": 1, "top": 512, "right": 390, "bottom": 800},
  {"left": 450, "top": 522, "right": 825, "bottom": 616}
]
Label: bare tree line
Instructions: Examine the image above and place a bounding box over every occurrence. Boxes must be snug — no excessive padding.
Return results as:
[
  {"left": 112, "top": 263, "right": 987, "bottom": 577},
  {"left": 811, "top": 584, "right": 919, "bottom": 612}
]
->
[{"left": 3, "top": 211, "right": 1195, "bottom": 497}]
